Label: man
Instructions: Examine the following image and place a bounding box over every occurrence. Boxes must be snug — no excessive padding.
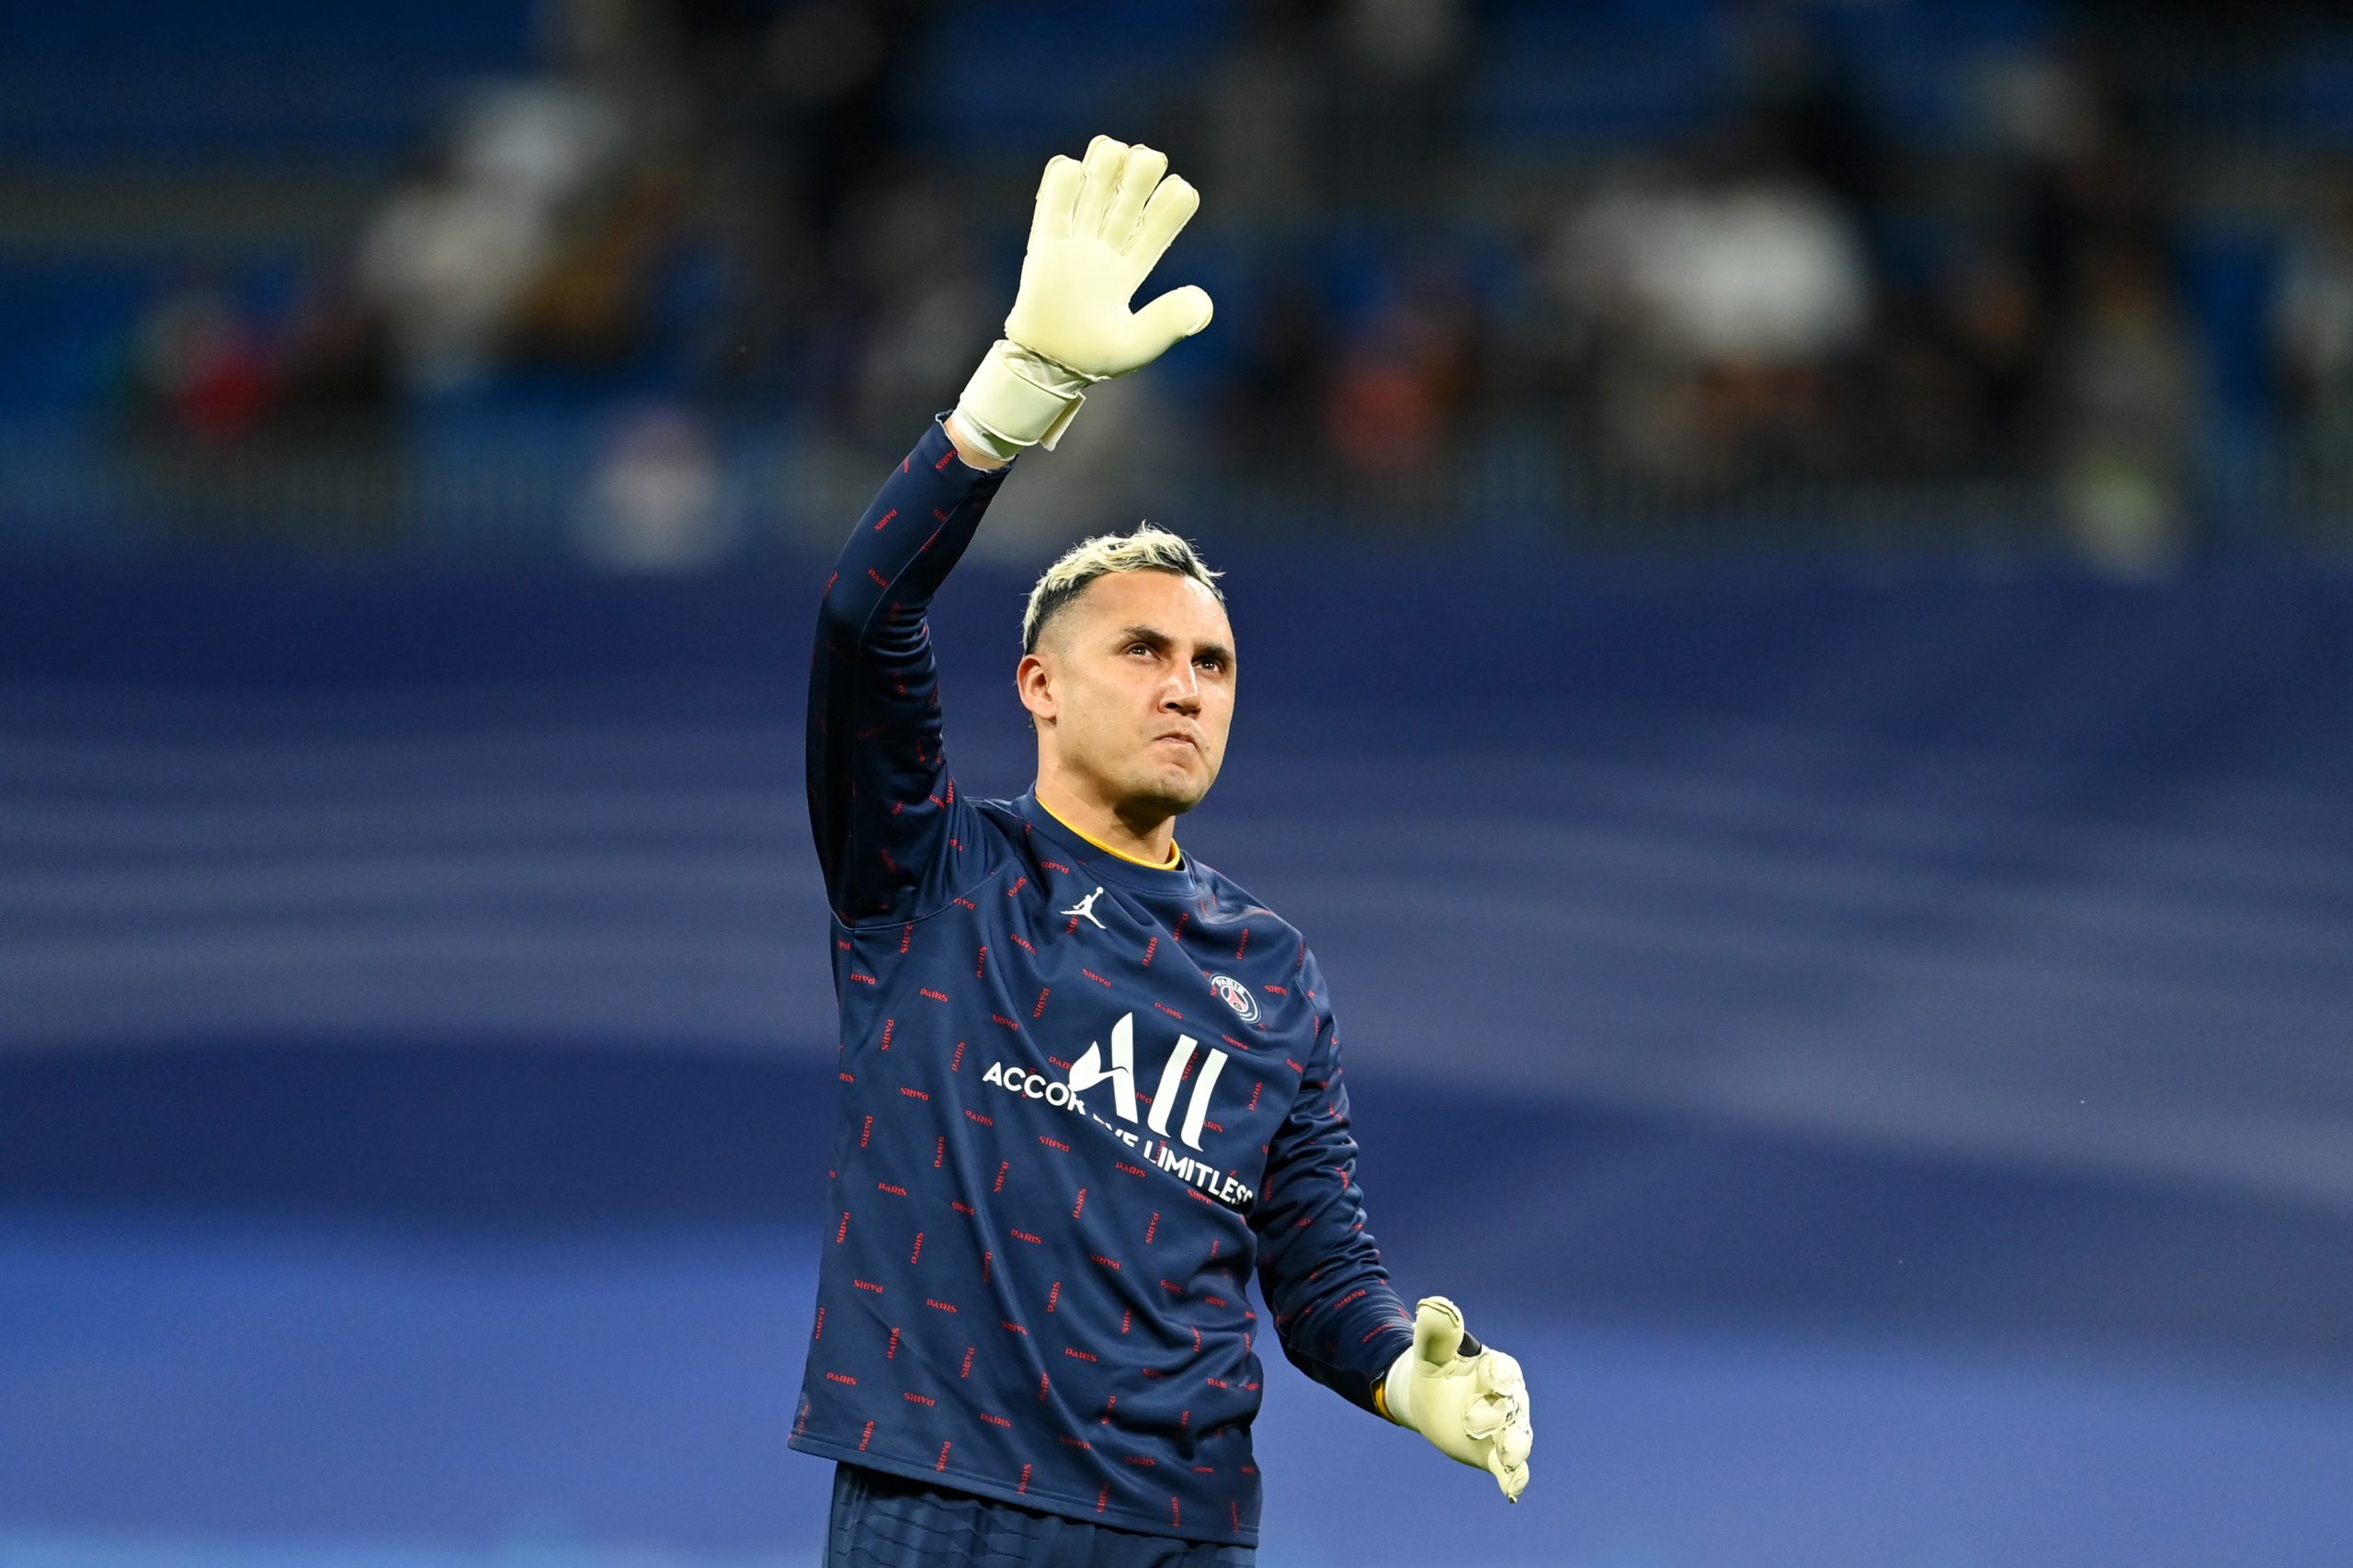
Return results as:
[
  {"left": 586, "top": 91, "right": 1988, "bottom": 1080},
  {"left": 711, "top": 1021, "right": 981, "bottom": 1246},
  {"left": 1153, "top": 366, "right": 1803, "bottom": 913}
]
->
[{"left": 796, "top": 134, "right": 1533, "bottom": 1565}]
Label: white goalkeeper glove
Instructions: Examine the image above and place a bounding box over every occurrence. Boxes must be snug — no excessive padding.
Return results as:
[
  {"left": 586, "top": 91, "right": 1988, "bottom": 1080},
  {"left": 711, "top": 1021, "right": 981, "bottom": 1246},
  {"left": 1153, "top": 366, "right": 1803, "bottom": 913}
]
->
[
  {"left": 1381, "top": 1295, "right": 1533, "bottom": 1503},
  {"left": 951, "top": 133, "right": 1214, "bottom": 462}
]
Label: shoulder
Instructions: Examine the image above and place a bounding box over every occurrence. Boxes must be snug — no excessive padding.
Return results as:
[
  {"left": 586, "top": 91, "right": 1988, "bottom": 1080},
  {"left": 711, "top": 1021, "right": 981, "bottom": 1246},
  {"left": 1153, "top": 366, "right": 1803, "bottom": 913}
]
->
[
  {"left": 971, "top": 796, "right": 1028, "bottom": 829},
  {"left": 948, "top": 795, "right": 1037, "bottom": 860},
  {"left": 1184, "top": 857, "right": 1271, "bottom": 915},
  {"left": 1185, "top": 858, "right": 1313, "bottom": 953}
]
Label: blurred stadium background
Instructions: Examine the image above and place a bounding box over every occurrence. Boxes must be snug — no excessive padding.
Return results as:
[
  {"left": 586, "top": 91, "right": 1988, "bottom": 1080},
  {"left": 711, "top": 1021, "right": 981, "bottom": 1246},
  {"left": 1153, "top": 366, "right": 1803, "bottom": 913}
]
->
[{"left": 4, "top": 0, "right": 2351, "bottom": 1564}]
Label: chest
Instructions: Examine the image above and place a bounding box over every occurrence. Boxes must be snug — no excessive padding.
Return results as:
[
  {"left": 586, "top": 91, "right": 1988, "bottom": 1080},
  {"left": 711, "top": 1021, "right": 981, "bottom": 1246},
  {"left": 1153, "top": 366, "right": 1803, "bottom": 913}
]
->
[{"left": 841, "top": 858, "right": 1317, "bottom": 1198}]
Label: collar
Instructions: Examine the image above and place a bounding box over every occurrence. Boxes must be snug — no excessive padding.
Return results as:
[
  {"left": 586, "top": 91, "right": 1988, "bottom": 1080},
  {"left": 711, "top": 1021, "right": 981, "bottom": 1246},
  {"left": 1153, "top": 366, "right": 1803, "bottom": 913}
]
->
[
  {"left": 1017, "top": 790, "right": 1198, "bottom": 896},
  {"left": 1038, "top": 792, "right": 1181, "bottom": 869}
]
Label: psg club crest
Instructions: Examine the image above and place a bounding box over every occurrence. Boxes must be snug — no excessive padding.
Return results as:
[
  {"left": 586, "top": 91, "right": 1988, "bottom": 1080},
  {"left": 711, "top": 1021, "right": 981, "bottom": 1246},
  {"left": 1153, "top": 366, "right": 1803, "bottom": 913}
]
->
[{"left": 1210, "top": 973, "right": 1259, "bottom": 1022}]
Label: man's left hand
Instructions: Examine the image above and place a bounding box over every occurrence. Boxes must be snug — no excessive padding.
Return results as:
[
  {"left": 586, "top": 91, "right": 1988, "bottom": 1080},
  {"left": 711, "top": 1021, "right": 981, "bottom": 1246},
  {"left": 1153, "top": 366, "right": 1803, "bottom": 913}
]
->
[{"left": 1382, "top": 1295, "right": 1533, "bottom": 1503}]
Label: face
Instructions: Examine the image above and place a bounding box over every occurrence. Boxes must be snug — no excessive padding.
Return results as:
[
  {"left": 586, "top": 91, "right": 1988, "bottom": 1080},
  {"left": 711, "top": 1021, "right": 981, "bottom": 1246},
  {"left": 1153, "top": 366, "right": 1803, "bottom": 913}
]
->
[{"left": 1018, "top": 569, "right": 1236, "bottom": 818}]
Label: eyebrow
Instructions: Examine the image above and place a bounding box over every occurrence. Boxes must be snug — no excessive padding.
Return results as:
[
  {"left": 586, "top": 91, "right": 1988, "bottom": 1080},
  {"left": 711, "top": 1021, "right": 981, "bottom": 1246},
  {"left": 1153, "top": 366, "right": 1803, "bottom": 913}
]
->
[{"left": 1116, "top": 624, "right": 1235, "bottom": 667}]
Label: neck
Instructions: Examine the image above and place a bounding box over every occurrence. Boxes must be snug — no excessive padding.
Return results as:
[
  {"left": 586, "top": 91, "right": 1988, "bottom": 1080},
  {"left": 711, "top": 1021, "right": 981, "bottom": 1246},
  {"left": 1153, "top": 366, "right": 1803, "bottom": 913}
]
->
[{"left": 1033, "top": 770, "right": 1179, "bottom": 869}]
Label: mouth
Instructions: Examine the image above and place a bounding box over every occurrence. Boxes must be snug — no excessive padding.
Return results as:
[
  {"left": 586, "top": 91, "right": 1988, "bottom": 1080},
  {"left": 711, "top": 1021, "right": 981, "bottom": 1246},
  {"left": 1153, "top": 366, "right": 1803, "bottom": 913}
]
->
[{"left": 1154, "top": 733, "right": 1199, "bottom": 752}]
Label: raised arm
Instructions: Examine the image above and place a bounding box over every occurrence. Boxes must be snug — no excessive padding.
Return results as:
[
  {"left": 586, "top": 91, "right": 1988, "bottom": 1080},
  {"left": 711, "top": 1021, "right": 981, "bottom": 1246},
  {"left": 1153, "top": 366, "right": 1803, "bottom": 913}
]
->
[
  {"left": 806, "top": 133, "right": 1214, "bottom": 926},
  {"left": 806, "top": 419, "right": 1012, "bottom": 926}
]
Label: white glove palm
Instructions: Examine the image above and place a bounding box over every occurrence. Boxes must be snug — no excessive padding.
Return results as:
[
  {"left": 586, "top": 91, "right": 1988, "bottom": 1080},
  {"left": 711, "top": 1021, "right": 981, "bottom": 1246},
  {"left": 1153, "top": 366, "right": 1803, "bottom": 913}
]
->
[
  {"left": 1008, "top": 133, "right": 1213, "bottom": 377},
  {"left": 953, "top": 134, "right": 1213, "bottom": 460},
  {"left": 1384, "top": 1295, "right": 1533, "bottom": 1503}
]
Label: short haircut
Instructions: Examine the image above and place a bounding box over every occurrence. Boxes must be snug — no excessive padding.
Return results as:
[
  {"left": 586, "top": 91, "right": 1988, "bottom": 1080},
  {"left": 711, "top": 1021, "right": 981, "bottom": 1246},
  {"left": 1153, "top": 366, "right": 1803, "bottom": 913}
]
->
[{"left": 1020, "top": 523, "right": 1226, "bottom": 654}]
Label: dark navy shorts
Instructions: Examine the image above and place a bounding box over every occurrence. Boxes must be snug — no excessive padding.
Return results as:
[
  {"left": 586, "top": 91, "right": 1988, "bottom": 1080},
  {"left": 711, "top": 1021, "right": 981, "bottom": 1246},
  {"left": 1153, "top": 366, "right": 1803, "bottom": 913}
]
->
[{"left": 825, "top": 1462, "right": 1257, "bottom": 1568}]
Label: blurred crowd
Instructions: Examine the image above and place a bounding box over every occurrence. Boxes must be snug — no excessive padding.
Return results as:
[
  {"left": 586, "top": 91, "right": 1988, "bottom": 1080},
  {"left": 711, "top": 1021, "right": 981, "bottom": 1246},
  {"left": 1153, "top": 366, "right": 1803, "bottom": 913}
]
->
[{"left": 93, "top": 0, "right": 2353, "bottom": 564}]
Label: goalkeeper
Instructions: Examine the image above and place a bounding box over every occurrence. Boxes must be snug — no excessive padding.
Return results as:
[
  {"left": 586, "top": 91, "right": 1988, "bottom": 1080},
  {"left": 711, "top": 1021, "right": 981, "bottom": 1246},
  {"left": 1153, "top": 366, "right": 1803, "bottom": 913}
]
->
[{"left": 798, "top": 134, "right": 1534, "bottom": 1565}]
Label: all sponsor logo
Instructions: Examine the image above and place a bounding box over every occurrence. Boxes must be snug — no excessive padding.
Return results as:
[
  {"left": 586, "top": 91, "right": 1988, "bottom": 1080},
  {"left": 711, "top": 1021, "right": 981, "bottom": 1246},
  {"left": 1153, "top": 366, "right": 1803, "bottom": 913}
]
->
[
  {"left": 979, "top": 1011, "right": 1254, "bottom": 1209},
  {"left": 1066, "top": 1012, "right": 1229, "bottom": 1150}
]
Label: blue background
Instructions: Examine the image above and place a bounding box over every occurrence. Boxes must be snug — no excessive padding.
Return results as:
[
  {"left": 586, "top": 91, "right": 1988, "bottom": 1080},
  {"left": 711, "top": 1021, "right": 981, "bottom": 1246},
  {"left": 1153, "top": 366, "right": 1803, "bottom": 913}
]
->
[{"left": 5, "top": 552, "right": 2349, "bottom": 1565}]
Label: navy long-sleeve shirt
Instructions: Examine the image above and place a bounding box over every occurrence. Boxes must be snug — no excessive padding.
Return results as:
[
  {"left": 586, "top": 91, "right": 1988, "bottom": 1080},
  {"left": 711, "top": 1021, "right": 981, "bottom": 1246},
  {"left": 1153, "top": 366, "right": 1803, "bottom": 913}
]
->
[{"left": 790, "top": 412, "right": 1416, "bottom": 1546}]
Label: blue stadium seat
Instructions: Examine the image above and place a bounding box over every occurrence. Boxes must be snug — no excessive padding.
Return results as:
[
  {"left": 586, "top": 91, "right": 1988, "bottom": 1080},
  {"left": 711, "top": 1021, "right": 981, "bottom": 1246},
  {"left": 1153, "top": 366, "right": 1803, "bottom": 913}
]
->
[
  {"left": 2290, "top": 42, "right": 2353, "bottom": 146},
  {"left": 0, "top": 261, "right": 162, "bottom": 405},
  {"left": 0, "top": 0, "right": 533, "bottom": 167},
  {"left": 1466, "top": 6, "right": 1728, "bottom": 150},
  {"left": 1810, "top": 0, "right": 2056, "bottom": 147},
  {"left": 888, "top": 0, "right": 1237, "bottom": 151}
]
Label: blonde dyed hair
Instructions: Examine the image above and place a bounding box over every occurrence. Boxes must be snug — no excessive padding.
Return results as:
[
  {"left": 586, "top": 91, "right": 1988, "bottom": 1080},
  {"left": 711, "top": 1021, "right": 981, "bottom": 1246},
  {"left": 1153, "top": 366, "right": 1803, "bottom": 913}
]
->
[{"left": 1020, "top": 523, "right": 1226, "bottom": 654}]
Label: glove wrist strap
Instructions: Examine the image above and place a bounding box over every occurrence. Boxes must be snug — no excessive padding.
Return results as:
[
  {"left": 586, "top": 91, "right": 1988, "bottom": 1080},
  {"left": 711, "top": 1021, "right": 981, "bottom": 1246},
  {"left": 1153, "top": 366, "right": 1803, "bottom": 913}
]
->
[
  {"left": 1381, "top": 1347, "right": 1416, "bottom": 1429},
  {"left": 954, "top": 339, "right": 1097, "bottom": 460}
]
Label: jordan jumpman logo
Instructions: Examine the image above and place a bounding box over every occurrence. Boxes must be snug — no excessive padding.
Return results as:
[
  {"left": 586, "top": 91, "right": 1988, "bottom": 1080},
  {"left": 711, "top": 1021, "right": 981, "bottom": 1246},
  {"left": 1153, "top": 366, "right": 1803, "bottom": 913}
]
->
[{"left": 1061, "top": 885, "right": 1108, "bottom": 929}]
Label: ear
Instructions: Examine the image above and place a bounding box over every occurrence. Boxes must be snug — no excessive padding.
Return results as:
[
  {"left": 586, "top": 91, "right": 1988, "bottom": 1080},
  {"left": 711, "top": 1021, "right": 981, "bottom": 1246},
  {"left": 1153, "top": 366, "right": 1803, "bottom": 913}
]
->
[{"left": 1016, "top": 651, "right": 1057, "bottom": 726}]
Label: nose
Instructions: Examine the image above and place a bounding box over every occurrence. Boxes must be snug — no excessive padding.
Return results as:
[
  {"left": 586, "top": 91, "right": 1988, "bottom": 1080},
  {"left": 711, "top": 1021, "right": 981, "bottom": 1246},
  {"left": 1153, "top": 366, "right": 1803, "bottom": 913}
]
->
[{"left": 1161, "top": 664, "right": 1201, "bottom": 714}]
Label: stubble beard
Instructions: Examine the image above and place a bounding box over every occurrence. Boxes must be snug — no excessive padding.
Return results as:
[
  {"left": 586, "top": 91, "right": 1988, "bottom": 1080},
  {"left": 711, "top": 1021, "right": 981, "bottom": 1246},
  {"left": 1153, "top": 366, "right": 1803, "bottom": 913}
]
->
[{"left": 1118, "top": 746, "right": 1211, "bottom": 821}]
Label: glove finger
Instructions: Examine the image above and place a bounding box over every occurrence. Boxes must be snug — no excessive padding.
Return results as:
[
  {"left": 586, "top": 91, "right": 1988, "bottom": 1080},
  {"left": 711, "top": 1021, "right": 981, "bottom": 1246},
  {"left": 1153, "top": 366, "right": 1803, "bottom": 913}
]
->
[
  {"left": 1072, "top": 133, "right": 1127, "bottom": 240},
  {"left": 1032, "top": 153, "right": 1084, "bottom": 243},
  {"left": 1492, "top": 1454, "right": 1530, "bottom": 1504},
  {"left": 1412, "top": 1296, "right": 1464, "bottom": 1369},
  {"left": 1126, "top": 173, "right": 1200, "bottom": 269},
  {"left": 1474, "top": 1347, "right": 1524, "bottom": 1398},
  {"left": 1497, "top": 1411, "right": 1534, "bottom": 1471},
  {"left": 1102, "top": 143, "right": 1167, "bottom": 250},
  {"left": 1131, "top": 285, "right": 1212, "bottom": 350}
]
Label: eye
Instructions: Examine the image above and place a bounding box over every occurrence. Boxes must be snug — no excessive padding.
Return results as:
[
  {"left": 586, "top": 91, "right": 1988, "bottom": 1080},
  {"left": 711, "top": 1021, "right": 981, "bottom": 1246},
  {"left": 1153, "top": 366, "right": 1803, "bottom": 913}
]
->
[
  {"left": 1195, "top": 655, "right": 1225, "bottom": 673},
  {"left": 1126, "top": 641, "right": 1155, "bottom": 658}
]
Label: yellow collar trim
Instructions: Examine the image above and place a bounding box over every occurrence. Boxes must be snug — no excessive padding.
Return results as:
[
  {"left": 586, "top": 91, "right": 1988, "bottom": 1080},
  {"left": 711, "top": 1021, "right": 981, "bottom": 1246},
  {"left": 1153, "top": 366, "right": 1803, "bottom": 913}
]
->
[{"left": 1038, "top": 795, "right": 1181, "bottom": 870}]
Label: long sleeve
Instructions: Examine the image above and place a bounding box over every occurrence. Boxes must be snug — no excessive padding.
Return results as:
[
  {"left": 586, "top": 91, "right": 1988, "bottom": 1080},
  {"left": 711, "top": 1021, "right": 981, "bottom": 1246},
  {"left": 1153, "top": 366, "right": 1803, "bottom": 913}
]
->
[
  {"left": 1248, "top": 949, "right": 1417, "bottom": 1417},
  {"left": 807, "top": 411, "right": 1018, "bottom": 927}
]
